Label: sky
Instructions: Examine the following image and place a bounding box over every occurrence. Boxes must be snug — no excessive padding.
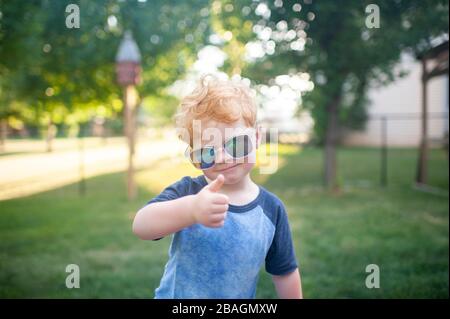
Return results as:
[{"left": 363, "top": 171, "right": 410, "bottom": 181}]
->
[{"left": 168, "top": 43, "right": 315, "bottom": 133}]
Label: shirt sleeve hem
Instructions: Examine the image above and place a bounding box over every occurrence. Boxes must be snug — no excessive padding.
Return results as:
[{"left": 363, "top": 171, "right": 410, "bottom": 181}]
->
[{"left": 267, "top": 264, "right": 298, "bottom": 276}]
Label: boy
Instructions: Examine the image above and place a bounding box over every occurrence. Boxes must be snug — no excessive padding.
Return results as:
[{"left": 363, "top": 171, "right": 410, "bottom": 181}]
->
[{"left": 133, "top": 76, "right": 302, "bottom": 299}]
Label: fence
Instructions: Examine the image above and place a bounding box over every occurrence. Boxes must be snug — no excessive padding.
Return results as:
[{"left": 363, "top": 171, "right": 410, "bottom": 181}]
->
[{"left": 342, "top": 112, "right": 449, "bottom": 188}]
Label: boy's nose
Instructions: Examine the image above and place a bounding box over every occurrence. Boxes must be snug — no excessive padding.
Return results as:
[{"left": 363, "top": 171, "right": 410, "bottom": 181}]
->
[
  {"left": 214, "top": 147, "right": 232, "bottom": 164},
  {"left": 214, "top": 147, "right": 226, "bottom": 163}
]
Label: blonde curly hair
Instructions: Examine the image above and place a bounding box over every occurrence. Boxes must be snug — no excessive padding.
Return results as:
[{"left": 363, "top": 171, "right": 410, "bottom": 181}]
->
[{"left": 175, "top": 75, "right": 257, "bottom": 146}]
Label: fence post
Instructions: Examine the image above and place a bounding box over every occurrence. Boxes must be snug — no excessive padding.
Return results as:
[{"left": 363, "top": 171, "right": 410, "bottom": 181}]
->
[
  {"left": 381, "top": 116, "right": 388, "bottom": 187},
  {"left": 78, "top": 123, "right": 86, "bottom": 196}
]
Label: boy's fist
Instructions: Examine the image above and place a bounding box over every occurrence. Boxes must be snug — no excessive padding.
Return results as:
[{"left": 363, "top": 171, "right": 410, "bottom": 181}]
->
[{"left": 192, "top": 174, "right": 229, "bottom": 228}]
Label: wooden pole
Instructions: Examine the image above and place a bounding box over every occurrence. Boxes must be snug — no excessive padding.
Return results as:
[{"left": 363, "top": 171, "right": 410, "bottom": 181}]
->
[
  {"left": 78, "top": 124, "right": 86, "bottom": 196},
  {"left": 124, "top": 85, "right": 137, "bottom": 200},
  {"left": 46, "top": 120, "right": 55, "bottom": 153}
]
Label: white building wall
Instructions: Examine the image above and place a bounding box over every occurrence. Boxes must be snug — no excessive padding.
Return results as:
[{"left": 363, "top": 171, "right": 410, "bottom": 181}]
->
[{"left": 342, "top": 54, "right": 448, "bottom": 147}]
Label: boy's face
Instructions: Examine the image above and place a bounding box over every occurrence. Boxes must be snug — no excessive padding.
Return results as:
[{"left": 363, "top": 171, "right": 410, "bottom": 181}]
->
[{"left": 194, "top": 118, "right": 259, "bottom": 185}]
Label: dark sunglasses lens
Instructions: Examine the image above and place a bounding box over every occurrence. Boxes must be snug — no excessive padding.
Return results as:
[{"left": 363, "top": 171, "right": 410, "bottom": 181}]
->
[
  {"left": 225, "top": 135, "right": 252, "bottom": 158},
  {"left": 200, "top": 147, "right": 215, "bottom": 169},
  {"left": 191, "top": 147, "right": 215, "bottom": 170}
]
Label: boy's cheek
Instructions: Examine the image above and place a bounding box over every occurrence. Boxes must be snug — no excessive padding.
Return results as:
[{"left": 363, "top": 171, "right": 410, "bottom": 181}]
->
[
  {"left": 203, "top": 170, "right": 218, "bottom": 181},
  {"left": 240, "top": 162, "right": 255, "bottom": 174}
]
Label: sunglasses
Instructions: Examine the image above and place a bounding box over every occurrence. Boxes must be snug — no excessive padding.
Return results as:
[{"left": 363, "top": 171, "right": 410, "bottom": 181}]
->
[{"left": 186, "top": 134, "right": 253, "bottom": 170}]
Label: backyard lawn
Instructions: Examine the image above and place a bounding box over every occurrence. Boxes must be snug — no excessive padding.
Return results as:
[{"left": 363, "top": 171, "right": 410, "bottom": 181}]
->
[{"left": 0, "top": 146, "right": 448, "bottom": 298}]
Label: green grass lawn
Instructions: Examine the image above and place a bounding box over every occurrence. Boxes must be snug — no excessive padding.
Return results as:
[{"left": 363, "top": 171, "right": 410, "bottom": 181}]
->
[{"left": 0, "top": 146, "right": 448, "bottom": 298}]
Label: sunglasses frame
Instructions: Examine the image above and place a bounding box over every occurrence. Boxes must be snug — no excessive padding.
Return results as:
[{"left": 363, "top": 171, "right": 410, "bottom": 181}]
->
[{"left": 185, "top": 134, "right": 254, "bottom": 170}]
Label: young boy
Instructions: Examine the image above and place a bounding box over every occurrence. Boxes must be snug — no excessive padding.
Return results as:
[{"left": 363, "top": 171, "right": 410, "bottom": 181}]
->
[{"left": 133, "top": 76, "right": 302, "bottom": 299}]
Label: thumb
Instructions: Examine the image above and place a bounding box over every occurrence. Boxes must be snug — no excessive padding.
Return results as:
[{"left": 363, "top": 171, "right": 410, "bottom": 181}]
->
[{"left": 206, "top": 174, "right": 225, "bottom": 192}]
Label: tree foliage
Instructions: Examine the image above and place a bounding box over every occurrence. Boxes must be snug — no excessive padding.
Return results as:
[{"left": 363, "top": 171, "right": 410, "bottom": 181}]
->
[
  {"left": 215, "top": 0, "right": 449, "bottom": 141},
  {"left": 0, "top": 0, "right": 211, "bottom": 131}
]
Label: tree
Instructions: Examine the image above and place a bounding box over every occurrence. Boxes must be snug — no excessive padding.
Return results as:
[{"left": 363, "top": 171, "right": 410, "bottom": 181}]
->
[
  {"left": 214, "top": 0, "right": 448, "bottom": 190},
  {"left": 0, "top": 0, "right": 211, "bottom": 150}
]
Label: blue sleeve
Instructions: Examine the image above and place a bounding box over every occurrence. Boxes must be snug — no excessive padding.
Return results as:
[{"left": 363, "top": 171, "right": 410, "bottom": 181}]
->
[
  {"left": 265, "top": 203, "right": 298, "bottom": 275},
  {"left": 143, "top": 176, "right": 191, "bottom": 241},
  {"left": 146, "top": 176, "right": 191, "bottom": 205}
]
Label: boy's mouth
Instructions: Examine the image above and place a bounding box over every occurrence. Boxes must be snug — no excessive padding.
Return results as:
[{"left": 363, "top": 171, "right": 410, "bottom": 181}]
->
[{"left": 215, "top": 163, "right": 240, "bottom": 172}]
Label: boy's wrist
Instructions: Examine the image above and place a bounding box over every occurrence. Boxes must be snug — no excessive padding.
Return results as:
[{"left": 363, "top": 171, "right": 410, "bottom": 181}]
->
[{"left": 186, "top": 194, "right": 200, "bottom": 224}]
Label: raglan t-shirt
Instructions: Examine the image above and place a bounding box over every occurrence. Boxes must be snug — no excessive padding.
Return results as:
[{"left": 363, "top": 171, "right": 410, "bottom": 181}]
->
[{"left": 145, "top": 175, "right": 298, "bottom": 299}]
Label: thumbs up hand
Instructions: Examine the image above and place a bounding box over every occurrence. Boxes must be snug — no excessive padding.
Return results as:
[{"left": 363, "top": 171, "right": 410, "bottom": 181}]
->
[{"left": 191, "top": 174, "right": 229, "bottom": 228}]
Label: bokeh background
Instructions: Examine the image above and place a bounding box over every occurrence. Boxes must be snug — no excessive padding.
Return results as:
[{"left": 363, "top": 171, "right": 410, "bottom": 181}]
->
[{"left": 0, "top": 0, "right": 448, "bottom": 298}]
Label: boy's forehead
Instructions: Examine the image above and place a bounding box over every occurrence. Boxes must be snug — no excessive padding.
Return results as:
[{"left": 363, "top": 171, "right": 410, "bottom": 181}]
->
[
  {"left": 199, "top": 119, "right": 250, "bottom": 144},
  {"left": 201, "top": 118, "right": 247, "bottom": 130},
  {"left": 202, "top": 119, "right": 235, "bottom": 129}
]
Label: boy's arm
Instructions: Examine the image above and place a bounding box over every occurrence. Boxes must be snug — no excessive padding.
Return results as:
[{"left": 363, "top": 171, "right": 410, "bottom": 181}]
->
[
  {"left": 132, "top": 194, "right": 198, "bottom": 240},
  {"left": 272, "top": 268, "right": 303, "bottom": 299},
  {"left": 132, "top": 175, "right": 228, "bottom": 240}
]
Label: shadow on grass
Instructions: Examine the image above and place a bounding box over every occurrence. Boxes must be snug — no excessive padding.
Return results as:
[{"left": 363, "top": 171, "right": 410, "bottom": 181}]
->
[{"left": 0, "top": 166, "right": 173, "bottom": 298}]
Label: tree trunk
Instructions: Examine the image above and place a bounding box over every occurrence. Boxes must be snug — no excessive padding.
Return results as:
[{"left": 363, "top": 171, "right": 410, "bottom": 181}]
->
[
  {"left": 324, "top": 94, "right": 342, "bottom": 191},
  {"left": 416, "top": 59, "right": 428, "bottom": 185}
]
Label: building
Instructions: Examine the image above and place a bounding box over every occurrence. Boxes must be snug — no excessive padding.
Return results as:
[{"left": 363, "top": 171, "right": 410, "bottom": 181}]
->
[{"left": 342, "top": 48, "right": 448, "bottom": 147}]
